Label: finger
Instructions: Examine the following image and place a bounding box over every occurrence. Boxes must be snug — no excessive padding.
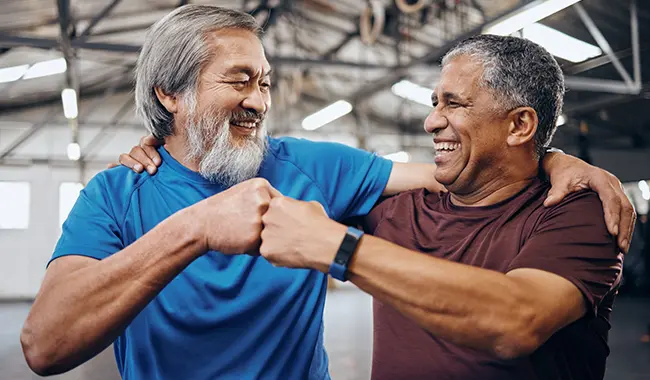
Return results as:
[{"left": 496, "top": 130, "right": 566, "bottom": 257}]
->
[
  {"left": 596, "top": 183, "right": 621, "bottom": 238},
  {"left": 140, "top": 135, "right": 163, "bottom": 166},
  {"left": 106, "top": 162, "right": 119, "bottom": 169},
  {"left": 129, "top": 146, "right": 158, "bottom": 175},
  {"left": 544, "top": 180, "right": 572, "bottom": 207},
  {"left": 141, "top": 143, "right": 162, "bottom": 167},
  {"left": 139, "top": 134, "right": 161, "bottom": 147},
  {"left": 118, "top": 154, "right": 144, "bottom": 173},
  {"left": 268, "top": 185, "right": 282, "bottom": 198},
  {"left": 617, "top": 198, "right": 635, "bottom": 253}
]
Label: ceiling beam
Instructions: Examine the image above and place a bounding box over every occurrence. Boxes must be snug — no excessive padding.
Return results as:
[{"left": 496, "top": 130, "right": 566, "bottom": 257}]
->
[
  {"left": 348, "top": 0, "right": 536, "bottom": 105},
  {"left": 78, "top": 0, "right": 123, "bottom": 38},
  {"left": 0, "top": 34, "right": 141, "bottom": 53}
]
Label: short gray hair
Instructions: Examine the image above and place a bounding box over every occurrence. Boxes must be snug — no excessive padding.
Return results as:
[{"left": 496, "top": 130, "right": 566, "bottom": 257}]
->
[
  {"left": 442, "top": 34, "right": 565, "bottom": 158},
  {"left": 135, "top": 5, "right": 261, "bottom": 139}
]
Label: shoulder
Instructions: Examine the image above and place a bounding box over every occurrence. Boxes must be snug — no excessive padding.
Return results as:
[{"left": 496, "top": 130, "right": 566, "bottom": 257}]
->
[
  {"left": 82, "top": 166, "right": 152, "bottom": 216},
  {"left": 268, "top": 136, "right": 367, "bottom": 163}
]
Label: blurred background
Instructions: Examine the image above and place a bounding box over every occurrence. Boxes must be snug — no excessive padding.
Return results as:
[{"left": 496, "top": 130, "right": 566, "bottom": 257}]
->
[{"left": 0, "top": 0, "right": 649, "bottom": 379}]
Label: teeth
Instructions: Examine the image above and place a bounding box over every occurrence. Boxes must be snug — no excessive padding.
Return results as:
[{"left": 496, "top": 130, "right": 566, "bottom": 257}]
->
[
  {"left": 232, "top": 121, "right": 257, "bottom": 128},
  {"left": 434, "top": 142, "right": 460, "bottom": 151}
]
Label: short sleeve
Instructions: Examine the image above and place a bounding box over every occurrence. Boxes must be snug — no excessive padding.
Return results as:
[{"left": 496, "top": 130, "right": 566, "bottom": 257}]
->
[
  {"left": 283, "top": 138, "right": 393, "bottom": 220},
  {"left": 507, "top": 191, "right": 623, "bottom": 316},
  {"left": 50, "top": 174, "right": 124, "bottom": 265}
]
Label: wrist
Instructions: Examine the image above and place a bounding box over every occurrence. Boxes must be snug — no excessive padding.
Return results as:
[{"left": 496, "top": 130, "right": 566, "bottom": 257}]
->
[
  {"left": 306, "top": 221, "right": 348, "bottom": 273},
  {"left": 173, "top": 206, "right": 209, "bottom": 256}
]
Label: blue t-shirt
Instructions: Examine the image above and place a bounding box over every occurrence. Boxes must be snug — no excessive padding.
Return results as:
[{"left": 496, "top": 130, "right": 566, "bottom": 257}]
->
[{"left": 52, "top": 137, "right": 392, "bottom": 380}]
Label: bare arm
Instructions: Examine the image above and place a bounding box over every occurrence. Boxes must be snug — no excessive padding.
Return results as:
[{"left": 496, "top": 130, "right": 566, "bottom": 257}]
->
[
  {"left": 21, "top": 178, "right": 279, "bottom": 376},
  {"left": 21, "top": 207, "right": 205, "bottom": 376},
  {"left": 383, "top": 162, "right": 444, "bottom": 195},
  {"left": 259, "top": 197, "right": 615, "bottom": 360},
  {"left": 340, "top": 235, "right": 585, "bottom": 359}
]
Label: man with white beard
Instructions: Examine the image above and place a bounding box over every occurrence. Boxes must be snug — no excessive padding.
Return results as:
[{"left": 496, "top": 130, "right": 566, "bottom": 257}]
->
[{"left": 21, "top": 5, "right": 634, "bottom": 380}]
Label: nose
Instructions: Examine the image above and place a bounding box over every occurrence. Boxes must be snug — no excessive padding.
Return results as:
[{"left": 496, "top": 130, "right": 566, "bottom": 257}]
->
[
  {"left": 241, "top": 87, "right": 269, "bottom": 115},
  {"left": 423, "top": 105, "right": 448, "bottom": 135}
]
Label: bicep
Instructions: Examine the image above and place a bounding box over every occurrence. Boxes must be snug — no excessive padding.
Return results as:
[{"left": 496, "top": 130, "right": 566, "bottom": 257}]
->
[
  {"left": 38, "top": 255, "right": 98, "bottom": 295},
  {"left": 506, "top": 268, "right": 586, "bottom": 338},
  {"left": 384, "top": 163, "right": 443, "bottom": 196}
]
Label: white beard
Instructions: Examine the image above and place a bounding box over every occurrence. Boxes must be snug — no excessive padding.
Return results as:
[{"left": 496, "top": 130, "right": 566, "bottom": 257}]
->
[{"left": 185, "top": 108, "right": 268, "bottom": 187}]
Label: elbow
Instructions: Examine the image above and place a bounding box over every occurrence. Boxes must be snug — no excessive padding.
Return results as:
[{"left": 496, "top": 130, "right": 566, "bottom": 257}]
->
[
  {"left": 21, "top": 320, "right": 63, "bottom": 376},
  {"left": 490, "top": 308, "right": 544, "bottom": 360}
]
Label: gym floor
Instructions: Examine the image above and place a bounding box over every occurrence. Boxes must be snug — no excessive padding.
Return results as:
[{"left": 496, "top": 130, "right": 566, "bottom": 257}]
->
[{"left": 1, "top": 286, "right": 649, "bottom": 380}]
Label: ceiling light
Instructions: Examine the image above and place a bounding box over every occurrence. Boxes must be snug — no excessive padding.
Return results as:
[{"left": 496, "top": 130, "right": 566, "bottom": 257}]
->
[
  {"left": 23, "top": 58, "right": 67, "bottom": 80},
  {"left": 483, "top": 0, "right": 582, "bottom": 36},
  {"left": 383, "top": 151, "right": 410, "bottom": 163},
  {"left": 302, "top": 100, "right": 353, "bottom": 131},
  {"left": 391, "top": 80, "right": 433, "bottom": 107},
  {"left": 522, "top": 23, "right": 601, "bottom": 63},
  {"left": 67, "top": 142, "right": 81, "bottom": 161},
  {"left": 639, "top": 180, "right": 650, "bottom": 201},
  {"left": 61, "top": 88, "right": 78, "bottom": 119},
  {"left": 0, "top": 64, "right": 29, "bottom": 84}
]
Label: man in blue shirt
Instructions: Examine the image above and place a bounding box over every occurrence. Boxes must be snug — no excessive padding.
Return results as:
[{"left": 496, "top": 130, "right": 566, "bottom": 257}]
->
[{"left": 21, "top": 5, "right": 634, "bottom": 380}]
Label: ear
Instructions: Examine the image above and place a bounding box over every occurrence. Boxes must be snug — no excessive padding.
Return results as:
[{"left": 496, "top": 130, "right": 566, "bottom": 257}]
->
[
  {"left": 154, "top": 87, "right": 178, "bottom": 114},
  {"left": 506, "top": 107, "right": 538, "bottom": 147}
]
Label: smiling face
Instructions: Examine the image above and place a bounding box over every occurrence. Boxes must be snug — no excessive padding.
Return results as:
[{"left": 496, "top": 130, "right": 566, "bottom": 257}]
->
[
  {"left": 424, "top": 55, "right": 512, "bottom": 194},
  {"left": 180, "top": 28, "right": 272, "bottom": 185}
]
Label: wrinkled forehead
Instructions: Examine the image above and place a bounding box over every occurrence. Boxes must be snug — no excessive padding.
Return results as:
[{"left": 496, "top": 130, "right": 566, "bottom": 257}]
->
[{"left": 206, "top": 28, "right": 271, "bottom": 74}]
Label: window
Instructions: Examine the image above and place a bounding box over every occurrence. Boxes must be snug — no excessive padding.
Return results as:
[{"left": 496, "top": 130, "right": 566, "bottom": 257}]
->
[
  {"left": 0, "top": 182, "right": 30, "bottom": 229},
  {"left": 59, "top": 182, "right": 84, "bottom": 227}
]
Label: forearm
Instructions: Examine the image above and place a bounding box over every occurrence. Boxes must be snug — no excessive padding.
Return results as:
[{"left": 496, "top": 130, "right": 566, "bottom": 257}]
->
[
  {"left": 331, "top": 234, "right": 538, "bottom": 358},
  {"left": 22, "top": 207, "right": 206, "bottom": 375},
  {"left": 383, "top": 163, "right": 445, "bottom": 195}
]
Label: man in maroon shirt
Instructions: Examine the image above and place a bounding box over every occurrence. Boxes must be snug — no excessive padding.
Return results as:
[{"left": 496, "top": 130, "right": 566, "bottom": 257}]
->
[{"left": 259, "top": 34, "right": 625, "bottom": 380}]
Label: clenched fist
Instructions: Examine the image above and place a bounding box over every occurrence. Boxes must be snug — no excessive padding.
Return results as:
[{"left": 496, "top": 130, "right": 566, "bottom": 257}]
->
[
  {"left": 260, "top": 196, "right": 345, "bottom": 271},
  {"left": 192, "top": 178, "right": 281, "bottom": 254}
]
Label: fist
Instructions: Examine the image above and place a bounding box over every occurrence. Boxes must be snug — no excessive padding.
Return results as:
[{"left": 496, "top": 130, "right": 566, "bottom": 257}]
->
[
  {"left": 196, "top": 178, "right": 281, "bottom": 254},
  {"left": 260, "top": 197, "right": 344, "bottom": 270}
]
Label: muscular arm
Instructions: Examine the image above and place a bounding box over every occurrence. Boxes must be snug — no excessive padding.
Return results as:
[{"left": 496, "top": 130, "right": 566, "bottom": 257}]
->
[
  {"left": 342, "top": 235, "right": 585, "bottom": 359},
  {"left": 260, "top": 196, "right": 619, "bottom": 360},
  {"left": 21, "top": 207, "right": 205, "bottom": 376}
]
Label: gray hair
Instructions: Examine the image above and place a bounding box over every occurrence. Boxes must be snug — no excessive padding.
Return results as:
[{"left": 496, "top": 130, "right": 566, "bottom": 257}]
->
[
  {"left": 442, "top": 34, "right": 565, "bottom": 158},
  {"left": 135, "top": 5, "right": 261, "bottom": 139}
]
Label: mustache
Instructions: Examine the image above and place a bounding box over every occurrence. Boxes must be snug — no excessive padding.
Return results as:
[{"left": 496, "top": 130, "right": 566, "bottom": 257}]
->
[{"left": 229, "top": 109, "right": 265, "bottom": 123}]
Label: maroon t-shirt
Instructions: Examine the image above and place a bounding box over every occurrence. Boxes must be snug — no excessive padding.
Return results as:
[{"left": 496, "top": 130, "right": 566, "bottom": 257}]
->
[{"left": 364, "top": 178, "right": 623, "bottom": 380}]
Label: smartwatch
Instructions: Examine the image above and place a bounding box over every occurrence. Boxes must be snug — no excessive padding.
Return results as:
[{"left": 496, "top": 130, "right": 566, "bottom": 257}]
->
[{"left": 328, "top": 226, "right": 364, "bottom": 282}]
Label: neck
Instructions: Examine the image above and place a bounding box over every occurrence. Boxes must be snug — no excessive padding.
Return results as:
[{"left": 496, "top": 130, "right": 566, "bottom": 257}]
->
[
  {"left": 450, "top": 156, "right": 538, "bottom": 207},
  {"left": 163, "top": 134, "right": 200, "bottom": 172}
]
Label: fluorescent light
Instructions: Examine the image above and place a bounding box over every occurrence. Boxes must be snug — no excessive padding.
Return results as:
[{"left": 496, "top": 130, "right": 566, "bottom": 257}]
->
[
  {"left": 484, "top": 0, "right": 582, "bottom": 36},
  {"left": 67, "top": 142, "right": 81, "bottom": 161},
  {"left": 391, "top": 80, "right": 433, "bottom": 107},
  {"left": 61, "top": 88, "right": 78, "bottom": 119},
  {"left": 383, "top": 151, "right": 410, "bottom": 163},
  {"left": 639, "top": 180, "right": 650, "bottom": 201},
  {"left": 302, "top": 100, "right": 353, "bottom": 131},
  {"left": 522, "top": 23, "right": 601, "bottom": 63},
  {"left": 23, "top": 58, "right": 67, "bottom": 80},
  {"left": 0, "top": 64, "right": 29, "bottom": 84},
  {"left": 556, "top": 114, "right": 566, "bottom": 126}
]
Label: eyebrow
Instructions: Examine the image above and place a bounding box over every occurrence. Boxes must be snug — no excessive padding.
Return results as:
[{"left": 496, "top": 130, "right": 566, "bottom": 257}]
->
[
  {"left": 225, "top": 66, "right": 272, "bottom": 78},
  {"left": 432, "top": 91, "right": 466, "bottom": 103}
]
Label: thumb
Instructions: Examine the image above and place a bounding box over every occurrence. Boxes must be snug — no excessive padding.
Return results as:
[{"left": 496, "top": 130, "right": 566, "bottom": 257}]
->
[
  {"left": 268, "top": 185, "right": 283, "bottom": 198},
  {"left": 544, "top": 188, "right": 566, "bottom": 207}
]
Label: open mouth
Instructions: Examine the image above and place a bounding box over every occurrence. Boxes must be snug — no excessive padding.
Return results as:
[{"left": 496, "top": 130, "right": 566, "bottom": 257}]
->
[
  {"left": 230, "top": 120, "right": 259, "bottom": 136},
  {"left": 434, "top": 142, "right": 461, "bottom": 156}
]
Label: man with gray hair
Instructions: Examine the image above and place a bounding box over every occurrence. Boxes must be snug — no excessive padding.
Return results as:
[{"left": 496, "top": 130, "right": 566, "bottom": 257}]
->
[
  {"left": 258, "top": 34, "right": 625, "bottom": 380},
  {"left": 22, "top": 4, "right": 632, "bottom": 380}
]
